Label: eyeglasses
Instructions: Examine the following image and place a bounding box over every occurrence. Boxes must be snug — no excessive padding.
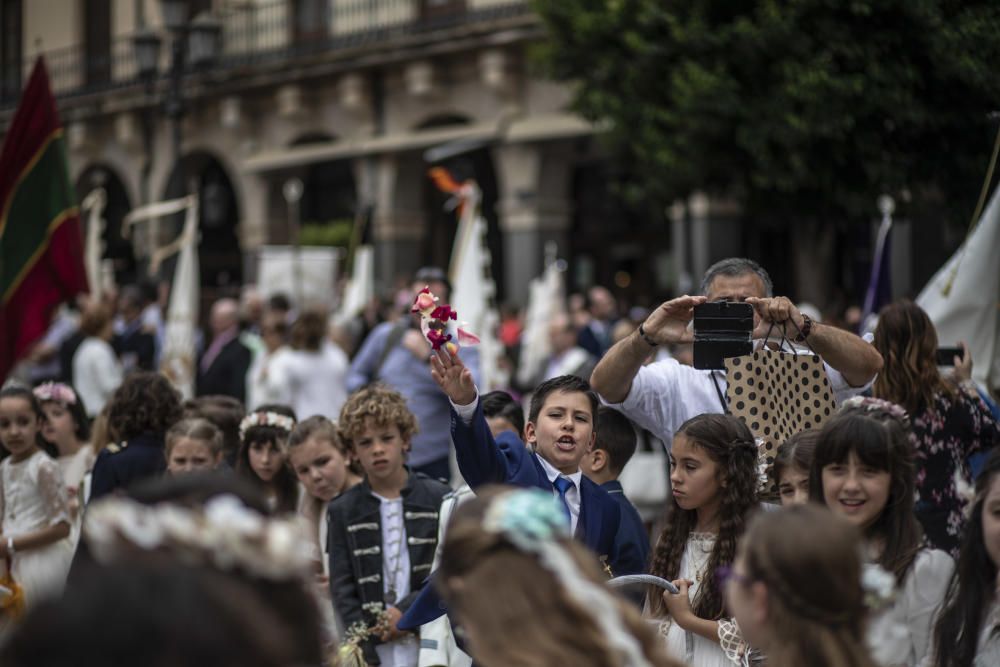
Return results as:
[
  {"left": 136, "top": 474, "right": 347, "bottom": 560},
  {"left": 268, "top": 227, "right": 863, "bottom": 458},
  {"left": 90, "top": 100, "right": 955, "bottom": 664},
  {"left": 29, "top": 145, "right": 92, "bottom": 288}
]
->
[{"left": 715, "top": 565, "right": 753, "bottom": 589}]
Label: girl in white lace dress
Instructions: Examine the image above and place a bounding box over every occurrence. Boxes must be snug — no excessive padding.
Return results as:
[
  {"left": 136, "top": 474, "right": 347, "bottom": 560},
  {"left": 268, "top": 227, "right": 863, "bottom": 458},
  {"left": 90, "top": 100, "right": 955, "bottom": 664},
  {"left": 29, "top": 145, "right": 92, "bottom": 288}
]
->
[
  {"left": 811, "top": 398, "right": 953, "bottom": 667},
  {"left": 34, "top": 383, "right": 95, "bottom": 551},
  {"left": 646, "top": 414, "right": 760, "bottom": 666},
  {"left": 930, "top": 449, "right": 1000, "bottom": 667},
  {"left": 0, "top": 386, "right": 73, "bottom": 607}
]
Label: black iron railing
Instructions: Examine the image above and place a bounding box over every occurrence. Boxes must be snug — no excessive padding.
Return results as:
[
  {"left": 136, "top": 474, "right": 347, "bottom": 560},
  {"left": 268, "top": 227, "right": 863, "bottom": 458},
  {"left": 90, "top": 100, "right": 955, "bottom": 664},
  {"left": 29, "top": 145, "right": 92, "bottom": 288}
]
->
[{"left": 0, "top": 0, "right": 531, "bottom": 109}]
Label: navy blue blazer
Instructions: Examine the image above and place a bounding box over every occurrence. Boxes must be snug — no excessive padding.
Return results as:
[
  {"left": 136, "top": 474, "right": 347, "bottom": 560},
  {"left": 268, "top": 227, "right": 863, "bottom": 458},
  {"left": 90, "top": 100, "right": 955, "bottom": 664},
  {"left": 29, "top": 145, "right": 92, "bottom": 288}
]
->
[
  {"left": 600, "top": 480, "right": 651, "bottom": 571},
  {"left": 452, "top": 401, "right": 644, "bottom": 576}
]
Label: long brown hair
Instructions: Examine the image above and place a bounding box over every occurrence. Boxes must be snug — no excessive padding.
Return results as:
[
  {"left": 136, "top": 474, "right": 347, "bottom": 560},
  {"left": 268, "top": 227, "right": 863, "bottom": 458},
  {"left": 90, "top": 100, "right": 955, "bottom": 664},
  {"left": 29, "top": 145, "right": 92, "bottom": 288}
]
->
[
  {"left": 741, "top": 505, "right": 877, "bottom": 667},
  {"left": 873, "top": 300, "right": 954, "bottom": 413},
  {"left": 437, "top": 487, "right": 683, "bottom": 667},
  {"left": 932, "top": 450, "right": 1000, "bottom": 667},
  {"left": 647, "top": 414, "right": 759, "bottom": 618},
  {"left": 809, "top": 403, "right": 923, "bottom": 583}
]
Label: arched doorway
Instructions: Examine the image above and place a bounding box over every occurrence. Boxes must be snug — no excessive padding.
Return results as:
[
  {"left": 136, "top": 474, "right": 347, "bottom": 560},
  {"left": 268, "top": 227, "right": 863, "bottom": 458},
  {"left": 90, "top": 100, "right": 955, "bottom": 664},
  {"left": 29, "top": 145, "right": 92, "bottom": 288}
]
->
[
  {"left": 162, "top": 152, "right": 242, "bottom": 313},
  {"left": 74, "top": 165, "right": 136, "bottom": 286},
  {"left": 418, "top": 115, "right": 503, "bottom": 301},
  {"left": 292, "top": 133, "right": 357, "bottom": 245}
]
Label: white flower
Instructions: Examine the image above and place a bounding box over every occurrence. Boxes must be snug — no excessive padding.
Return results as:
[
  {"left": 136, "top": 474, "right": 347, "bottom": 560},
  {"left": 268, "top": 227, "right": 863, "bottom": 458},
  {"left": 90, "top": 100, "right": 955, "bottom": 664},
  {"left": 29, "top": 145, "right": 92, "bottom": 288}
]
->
[{"left": 861, "top": 563, "right": 896, "bottom": 609}]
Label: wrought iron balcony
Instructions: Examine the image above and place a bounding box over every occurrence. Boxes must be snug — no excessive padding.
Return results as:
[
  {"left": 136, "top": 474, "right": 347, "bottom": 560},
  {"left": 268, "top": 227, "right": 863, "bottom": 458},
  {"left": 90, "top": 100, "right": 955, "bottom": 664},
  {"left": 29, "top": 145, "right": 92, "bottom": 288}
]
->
[{"left": 0, "top": 0, "right": 532, "bottom": 110}]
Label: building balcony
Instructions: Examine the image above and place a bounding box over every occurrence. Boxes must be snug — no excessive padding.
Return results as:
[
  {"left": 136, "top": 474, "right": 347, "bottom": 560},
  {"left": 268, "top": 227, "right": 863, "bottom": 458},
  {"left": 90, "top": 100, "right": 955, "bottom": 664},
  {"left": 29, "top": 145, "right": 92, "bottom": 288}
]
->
[{"left": 0, "top": 0, "right": 534, "bottom": 113}]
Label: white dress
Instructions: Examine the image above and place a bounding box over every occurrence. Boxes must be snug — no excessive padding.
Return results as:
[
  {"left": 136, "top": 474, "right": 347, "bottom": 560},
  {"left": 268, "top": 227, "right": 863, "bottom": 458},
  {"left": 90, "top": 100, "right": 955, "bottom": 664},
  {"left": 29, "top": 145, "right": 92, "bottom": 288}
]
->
[
  {"left": 867, "top": 549, "right": 954, "bottom": 667},
  {"left": 0, "top": 451, "right": 73, "bottom": 606},
  {"left": 72, "top": 337, "right": 123, "bottom": 417},
  {"left": 649, "top": 532, "right": 740, "bottom": 667}
]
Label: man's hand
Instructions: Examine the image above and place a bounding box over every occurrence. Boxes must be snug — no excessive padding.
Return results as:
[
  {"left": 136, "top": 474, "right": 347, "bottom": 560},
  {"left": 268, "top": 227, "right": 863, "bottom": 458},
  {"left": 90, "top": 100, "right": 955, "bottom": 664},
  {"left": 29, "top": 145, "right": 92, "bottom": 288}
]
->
[
  {"left": 641, "top": 295, "right": 708, "bottom": 346},
  {"left": 430, "top": 348, "right": 477, "bottom": 406},
  {"left": 745, "top": 296, "right": 805, "bottom": 340}
]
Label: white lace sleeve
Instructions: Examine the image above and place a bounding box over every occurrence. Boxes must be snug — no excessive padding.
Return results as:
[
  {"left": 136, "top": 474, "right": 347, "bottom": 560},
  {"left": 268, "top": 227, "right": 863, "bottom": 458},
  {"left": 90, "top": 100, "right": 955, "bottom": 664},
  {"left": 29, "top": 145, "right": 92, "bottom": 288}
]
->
[
  {"left": 36, "top": 457, "right": 71, "bottom": 528},
  {"left": 718, "top": 618, "right": 759, "bottom": 666}
]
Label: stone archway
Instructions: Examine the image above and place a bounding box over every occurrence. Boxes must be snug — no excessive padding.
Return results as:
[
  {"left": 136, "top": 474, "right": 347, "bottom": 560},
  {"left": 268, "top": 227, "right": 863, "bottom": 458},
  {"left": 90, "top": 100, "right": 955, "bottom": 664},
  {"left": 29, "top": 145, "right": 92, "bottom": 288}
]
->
[
  {"left": 74, "top": 164, "right": 135, "bottom": 286},
  {"left": 162, "top": 151, "right": 242, "bottom": 311}
]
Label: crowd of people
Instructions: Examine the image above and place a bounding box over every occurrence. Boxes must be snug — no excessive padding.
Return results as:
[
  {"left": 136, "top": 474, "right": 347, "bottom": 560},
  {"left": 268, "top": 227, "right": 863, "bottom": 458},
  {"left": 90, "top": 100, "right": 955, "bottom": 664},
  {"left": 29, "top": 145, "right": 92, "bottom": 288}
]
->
[{"left": 0, "top": 256, "right": 998, "bottom": 667}]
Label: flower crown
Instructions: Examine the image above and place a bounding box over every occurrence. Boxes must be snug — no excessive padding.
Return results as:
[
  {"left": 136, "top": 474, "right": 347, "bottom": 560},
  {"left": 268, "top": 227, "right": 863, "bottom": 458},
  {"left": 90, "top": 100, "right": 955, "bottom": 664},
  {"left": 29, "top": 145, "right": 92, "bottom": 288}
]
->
[
  {"left": 840, "top": 396, "right": 909, "bottom": 425},
  {"left": 83, "top": 494, "right": 315, "bottom": 580},
  {"left": 33, "top": 382, "right": 77, "bottom": 405},
  {"left": 239, "top": 411, "right": 296, "bottom": 439},
  {"left": 483, "top": 488, "right": 571, "bottom": 549},
  {"left": 477, "top": 489, "right": 654, "bottom": 667}
]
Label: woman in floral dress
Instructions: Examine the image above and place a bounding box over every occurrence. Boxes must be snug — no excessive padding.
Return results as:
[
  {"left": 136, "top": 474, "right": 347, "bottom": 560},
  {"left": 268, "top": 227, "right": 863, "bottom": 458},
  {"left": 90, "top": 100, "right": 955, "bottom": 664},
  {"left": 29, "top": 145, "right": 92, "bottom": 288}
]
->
[{"left": 873, "top": 300, "right": 999, "bottom": 556}]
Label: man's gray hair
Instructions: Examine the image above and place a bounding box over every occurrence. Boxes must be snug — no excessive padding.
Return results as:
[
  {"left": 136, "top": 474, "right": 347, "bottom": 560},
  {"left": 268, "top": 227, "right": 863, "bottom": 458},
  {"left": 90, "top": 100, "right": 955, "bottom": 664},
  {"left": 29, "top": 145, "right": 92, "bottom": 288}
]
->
[{"left": 700, "top": 258, "right": 773, "bottom": 297}]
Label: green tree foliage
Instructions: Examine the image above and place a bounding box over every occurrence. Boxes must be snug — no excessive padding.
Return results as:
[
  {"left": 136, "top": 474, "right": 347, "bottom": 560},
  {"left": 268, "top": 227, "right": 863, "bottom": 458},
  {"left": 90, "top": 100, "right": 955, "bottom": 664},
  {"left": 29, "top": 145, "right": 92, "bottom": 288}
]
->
[{"left": 534, "top": 0, "right": 1000, "bottom": 222}]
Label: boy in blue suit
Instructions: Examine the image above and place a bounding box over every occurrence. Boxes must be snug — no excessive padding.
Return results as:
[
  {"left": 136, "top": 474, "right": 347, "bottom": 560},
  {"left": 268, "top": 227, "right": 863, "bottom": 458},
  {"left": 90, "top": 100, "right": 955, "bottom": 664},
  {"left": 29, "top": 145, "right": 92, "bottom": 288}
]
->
[
  {"left": 430, "top": 348, "right": 646, "bottom": 577},
  {"left": 581, "top": 406, "right": 651, "bottom": 570}
]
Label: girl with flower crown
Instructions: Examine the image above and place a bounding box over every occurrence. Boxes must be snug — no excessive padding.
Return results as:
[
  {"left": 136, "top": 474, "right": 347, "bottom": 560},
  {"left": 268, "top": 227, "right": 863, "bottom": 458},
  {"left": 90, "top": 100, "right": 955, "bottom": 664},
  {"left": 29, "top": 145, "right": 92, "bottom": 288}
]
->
[
  {"left": 33, "top": 382, "right": 95, "bottom": 550},
  {"left": 0, "top": 386, "right": 73, "bottom": 607},
  {"left": 236, "top": 404, "right": 299, "bottom": 514},
  {"left": 646, "top": 413, "right": 760, "bottom": 666},
  {"left": 810, "top": 397, "right": 954, "bottom": 667},
  {"left": 436, "top": 485, "right": 683, "bottom": 667}
]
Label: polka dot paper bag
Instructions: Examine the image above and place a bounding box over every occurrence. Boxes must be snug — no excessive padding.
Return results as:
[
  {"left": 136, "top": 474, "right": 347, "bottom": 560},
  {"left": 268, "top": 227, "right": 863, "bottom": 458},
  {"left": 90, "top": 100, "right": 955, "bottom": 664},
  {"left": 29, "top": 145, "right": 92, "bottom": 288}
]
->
[{"left": 723, "top": 348, "right": 836, "bottom": 497}]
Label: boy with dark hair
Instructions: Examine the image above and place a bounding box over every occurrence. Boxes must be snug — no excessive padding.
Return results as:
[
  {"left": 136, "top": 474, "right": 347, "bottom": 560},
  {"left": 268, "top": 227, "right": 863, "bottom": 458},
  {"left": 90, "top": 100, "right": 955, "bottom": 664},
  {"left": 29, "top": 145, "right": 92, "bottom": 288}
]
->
[
  {"left": 398, "top": 355, "right": 645, "bottom": 637},
  {"left": 581, "top": 406, "right": 650, "bottom": 570},
  {"left": 430, "top": 352, "right": 643, "bottom": 576},
  {"left": 480, "top": 390, "right": 524, "bottom": 439}
]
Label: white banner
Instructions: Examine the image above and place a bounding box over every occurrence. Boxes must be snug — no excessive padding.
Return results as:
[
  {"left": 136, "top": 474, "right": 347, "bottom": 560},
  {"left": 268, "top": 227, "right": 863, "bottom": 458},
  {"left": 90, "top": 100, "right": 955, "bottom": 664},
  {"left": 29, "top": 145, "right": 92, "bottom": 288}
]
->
[
  {"left": 257, "top": 246, "right": 340, "bottom": 309},
  {"left": 916, "top": 188, "right": 1000, "bottom": 390}
]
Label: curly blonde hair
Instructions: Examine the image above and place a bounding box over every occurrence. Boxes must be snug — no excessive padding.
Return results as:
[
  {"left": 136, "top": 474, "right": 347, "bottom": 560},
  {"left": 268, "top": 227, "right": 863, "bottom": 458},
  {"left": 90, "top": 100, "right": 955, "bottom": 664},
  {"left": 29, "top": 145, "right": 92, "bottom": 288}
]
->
[{"left": 337, "top": 384, "right": 418, "bottom": 449}]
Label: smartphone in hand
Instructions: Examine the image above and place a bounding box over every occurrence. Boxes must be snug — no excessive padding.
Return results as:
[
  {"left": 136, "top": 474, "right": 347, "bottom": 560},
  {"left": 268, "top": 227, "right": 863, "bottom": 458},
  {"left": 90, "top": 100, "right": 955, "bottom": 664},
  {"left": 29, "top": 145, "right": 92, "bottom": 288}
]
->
[{"left": 936, "top": 346, "right": 963, "bottom": 366}]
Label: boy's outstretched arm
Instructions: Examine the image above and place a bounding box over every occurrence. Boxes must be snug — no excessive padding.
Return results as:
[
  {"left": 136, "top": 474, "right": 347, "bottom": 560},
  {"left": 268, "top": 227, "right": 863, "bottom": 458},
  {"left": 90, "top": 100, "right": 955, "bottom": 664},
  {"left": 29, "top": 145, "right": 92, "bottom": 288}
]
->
[
  {"left": 430, "top": 349, "right": 524, "bottom": 487},
  {"left": 429, "top": 347, "right": 477, "bottom": 407}
]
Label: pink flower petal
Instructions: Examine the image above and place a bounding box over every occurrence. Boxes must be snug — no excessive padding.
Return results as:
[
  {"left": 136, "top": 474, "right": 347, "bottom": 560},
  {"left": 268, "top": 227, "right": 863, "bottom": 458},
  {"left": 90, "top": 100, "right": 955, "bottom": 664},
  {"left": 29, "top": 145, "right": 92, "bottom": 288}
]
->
[{"left": 457, "top": 327, "right": 480, "bottom": 346}]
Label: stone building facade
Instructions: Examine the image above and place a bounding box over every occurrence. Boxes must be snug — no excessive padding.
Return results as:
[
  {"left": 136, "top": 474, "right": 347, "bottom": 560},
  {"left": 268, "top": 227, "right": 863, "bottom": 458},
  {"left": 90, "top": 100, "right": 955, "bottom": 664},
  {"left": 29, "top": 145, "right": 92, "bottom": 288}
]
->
[{"left": 1, "top": 0, "right": 698, "bottom": 311}]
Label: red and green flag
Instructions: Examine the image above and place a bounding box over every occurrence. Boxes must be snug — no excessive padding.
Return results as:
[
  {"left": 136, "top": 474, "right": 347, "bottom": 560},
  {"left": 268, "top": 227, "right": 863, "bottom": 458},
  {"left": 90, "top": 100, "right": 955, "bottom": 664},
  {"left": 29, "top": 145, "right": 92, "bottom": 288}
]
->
[{"left": 0, "top": 58, "right": 89, "bottom": 382}]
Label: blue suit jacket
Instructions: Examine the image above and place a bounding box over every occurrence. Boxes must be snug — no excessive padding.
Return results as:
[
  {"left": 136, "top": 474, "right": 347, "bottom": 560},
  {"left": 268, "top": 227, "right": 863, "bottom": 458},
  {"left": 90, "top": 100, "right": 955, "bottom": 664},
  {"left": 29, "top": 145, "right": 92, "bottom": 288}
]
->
[
  {"left": 600, "top": 480, "right": 651, "bottom": 571},
  {"left": 452, "top": 401, "right": 644, "bottom": 575},
  {"left": 398, "top": 402, "right": 645, "bottom": 631}
]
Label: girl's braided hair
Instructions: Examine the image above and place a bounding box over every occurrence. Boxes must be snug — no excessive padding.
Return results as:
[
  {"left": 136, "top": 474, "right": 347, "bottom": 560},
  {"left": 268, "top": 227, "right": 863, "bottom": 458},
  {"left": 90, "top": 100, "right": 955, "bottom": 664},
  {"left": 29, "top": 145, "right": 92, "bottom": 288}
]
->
[{"left": 647, "top": 413, "right": 759, "bottom": 619}]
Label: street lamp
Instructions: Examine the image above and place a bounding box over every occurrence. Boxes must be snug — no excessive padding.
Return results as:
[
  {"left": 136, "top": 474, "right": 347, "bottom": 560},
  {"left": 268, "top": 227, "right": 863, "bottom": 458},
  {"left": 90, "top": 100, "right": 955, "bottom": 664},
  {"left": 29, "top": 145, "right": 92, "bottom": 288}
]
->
[{"left": 130, "top": 2, "right": 220, "bottom": 278}]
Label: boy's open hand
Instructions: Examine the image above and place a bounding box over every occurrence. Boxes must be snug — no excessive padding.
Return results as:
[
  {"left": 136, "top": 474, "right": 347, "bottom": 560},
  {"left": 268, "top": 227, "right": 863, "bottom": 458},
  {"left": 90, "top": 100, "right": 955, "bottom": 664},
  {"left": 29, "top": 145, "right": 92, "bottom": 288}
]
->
[{"left": 430, "top": 348, "right": 477, "bottom": 406}]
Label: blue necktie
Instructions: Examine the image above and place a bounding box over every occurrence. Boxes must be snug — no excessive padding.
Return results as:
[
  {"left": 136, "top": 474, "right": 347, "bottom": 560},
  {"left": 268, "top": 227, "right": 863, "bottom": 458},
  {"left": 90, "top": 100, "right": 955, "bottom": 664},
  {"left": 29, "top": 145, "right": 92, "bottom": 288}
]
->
[{"left": 553, "top": 476, "right": 574, "bottom": 527}]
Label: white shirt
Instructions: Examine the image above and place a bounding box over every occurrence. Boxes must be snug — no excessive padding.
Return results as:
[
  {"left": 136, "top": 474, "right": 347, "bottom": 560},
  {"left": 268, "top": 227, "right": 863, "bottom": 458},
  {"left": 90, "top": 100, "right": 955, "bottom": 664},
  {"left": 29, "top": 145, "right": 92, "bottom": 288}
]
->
[
  {"left": 372, "top": 492, "right": 418, "bottom": 667},
  {"left": 608, "top": 338, "right": 874, "bottom": 448},
  {"left": 72, "top": 337, "right": 123, "bottom": 417},
  {"left": 246, "top": 345, "right": 293, "bottom": 411},
  {"left": 282, "top": 342, "right": 349, "bottom": 420},
  {"left": 451, "top": 394, "right": 583, "bottom": 535}
]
